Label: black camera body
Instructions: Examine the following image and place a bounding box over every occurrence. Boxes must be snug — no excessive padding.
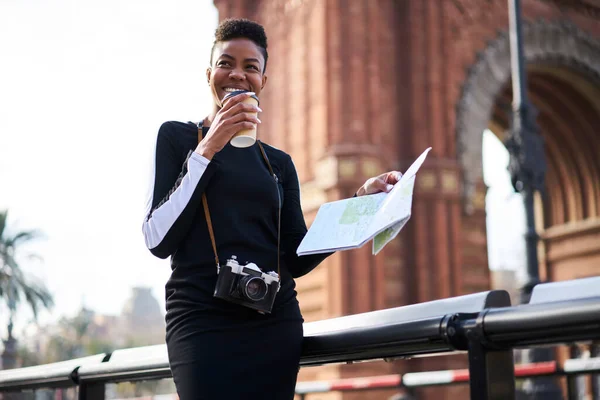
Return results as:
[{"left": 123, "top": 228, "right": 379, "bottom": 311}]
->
[{"left": 213, "top": 256, "right": 280, "bottom": 314}]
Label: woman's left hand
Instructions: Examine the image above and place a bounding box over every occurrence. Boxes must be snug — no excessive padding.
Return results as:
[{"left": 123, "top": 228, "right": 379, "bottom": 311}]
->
[{"left": 355, "top": 171, "right": 403, "bottom": 197}]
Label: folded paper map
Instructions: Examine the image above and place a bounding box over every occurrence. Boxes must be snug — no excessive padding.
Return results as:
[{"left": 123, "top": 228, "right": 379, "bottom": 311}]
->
[{"left": 297, "top": 147, "right": 432, "bottom": 256}]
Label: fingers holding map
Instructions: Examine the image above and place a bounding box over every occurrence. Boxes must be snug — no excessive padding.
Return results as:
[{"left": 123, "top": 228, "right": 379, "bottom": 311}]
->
[{"left": 296, "top": 147, "right": 432, "bottom": 256}]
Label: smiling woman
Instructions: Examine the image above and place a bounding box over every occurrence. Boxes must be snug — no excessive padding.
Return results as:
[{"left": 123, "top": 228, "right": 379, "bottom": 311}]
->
[
  {"left": 141, "top": 18, "right": 404, "bottom": 400},
  {"left": 208, "top": 19, "right": 268, "bottom": 108}
]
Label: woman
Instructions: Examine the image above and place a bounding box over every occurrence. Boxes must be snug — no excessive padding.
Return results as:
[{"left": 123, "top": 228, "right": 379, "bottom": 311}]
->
[{"left": 143, "top": 18, "right": 402, "bottom": 400}]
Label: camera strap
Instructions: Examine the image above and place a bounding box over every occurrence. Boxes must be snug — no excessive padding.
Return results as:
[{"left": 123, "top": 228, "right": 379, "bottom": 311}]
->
[{"left": 197, "top": 122, "right": 281, "bottom": 279}]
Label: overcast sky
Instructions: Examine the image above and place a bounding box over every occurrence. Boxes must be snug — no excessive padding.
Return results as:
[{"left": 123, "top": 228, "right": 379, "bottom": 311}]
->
[
  {"left": 0, "top": 0, "right": 218, "bottom": 336},
  {"left": 0, "top": 0, "right": 524, "bottom": 339}
]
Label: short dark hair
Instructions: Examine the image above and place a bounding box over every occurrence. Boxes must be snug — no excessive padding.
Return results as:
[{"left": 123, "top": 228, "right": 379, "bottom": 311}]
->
[{"left": 210, "top": 18, "right": 269, "bottom": 72}]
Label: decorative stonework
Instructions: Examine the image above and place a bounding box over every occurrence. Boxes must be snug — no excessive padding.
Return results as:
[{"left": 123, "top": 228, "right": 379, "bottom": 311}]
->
[
  {"left": 473, "top": 191, "right": 487, "bottom": 211},
  {"left": 283, "top": 0, "right": 306, "bottom": 14},
  {"left": 455, "top": 20, "right": 600, "bottom": 213},
  {"left": 338, "top": 159, "right": 357, "bottom": 178},
  {"left": 542, "top": 217, "right": 600, "bottom": 263},
  {"left": 441, "top": 170, "right": 460, "bottom": 193},
  {"left": 447, "top": 0, "right": 506, "bottom": 40},
  {"left": 361, "top": 159, "right": 381, "bottom": 180},
  {"left": 418, "top": 171, "right": 437, "bottom": 191},
  {"left": 538, "top": 0, "right": 600, "bottom": 18}
]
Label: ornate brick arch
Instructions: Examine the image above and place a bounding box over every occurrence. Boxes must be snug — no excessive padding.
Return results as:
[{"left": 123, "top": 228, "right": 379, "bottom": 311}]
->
[{"left": 456, "top": 20, "right": 600, "bottom": 213}]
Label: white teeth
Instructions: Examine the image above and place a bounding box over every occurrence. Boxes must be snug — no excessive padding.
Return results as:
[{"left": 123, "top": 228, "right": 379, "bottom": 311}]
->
[{"left": 224, "top": 88, "right": 245, "bottom": 92}]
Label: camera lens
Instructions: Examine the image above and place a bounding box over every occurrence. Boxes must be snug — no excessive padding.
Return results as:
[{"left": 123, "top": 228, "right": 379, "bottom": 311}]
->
[{"left": 241, "top": 276, "right": 268, "bottom": 301}]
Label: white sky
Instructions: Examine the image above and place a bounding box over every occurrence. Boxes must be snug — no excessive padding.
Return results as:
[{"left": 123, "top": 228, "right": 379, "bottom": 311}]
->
[
  {"left": 483, "top": 130, "right": 526, "bottom": 275},
  {"left": 0, "top": 0, "right": 218, "bottom": 336},
  {"left": 0, "top": 0, "right": 525, "bottom": 339}
]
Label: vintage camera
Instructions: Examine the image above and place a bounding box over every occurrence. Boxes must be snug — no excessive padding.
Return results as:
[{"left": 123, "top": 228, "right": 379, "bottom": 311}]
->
[{"left": 213, "top": 256, "right": 280, "bottom": 314}]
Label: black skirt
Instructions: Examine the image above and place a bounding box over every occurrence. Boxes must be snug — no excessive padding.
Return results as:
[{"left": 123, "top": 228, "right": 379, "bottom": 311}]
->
[{"left": 167, "top": 317, "right": 304, "bottom": 400}]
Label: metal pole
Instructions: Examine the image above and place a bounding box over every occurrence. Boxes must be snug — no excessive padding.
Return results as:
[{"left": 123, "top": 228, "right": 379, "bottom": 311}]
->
[
  {"left": 567, "top": 346, "right": 586, "bottom": 400},
  {"left": 506, "top": 0, "right": 545, "bottom": 296},
  {"left": 592, "top": 343, "right": 600, "bottom": 400},
  {"left": 78, "top": 383, "right": 105, "bottom": 400},
  {"left": 467, "top": 341, "right": 516, "bottom": 400},
  {"left": 455, "top": 315, "right": 516, "bottom": 400},
  {"left": 567, "top": 375, "right": 579, "bottom": 400},
  {"left": 505, "top": 0, "right": 562, "bottom": 398}
]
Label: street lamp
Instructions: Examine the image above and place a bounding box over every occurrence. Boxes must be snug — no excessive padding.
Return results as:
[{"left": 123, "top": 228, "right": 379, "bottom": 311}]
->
[{"left": 504, "top": 0, "right": 562, "bottom": 398}]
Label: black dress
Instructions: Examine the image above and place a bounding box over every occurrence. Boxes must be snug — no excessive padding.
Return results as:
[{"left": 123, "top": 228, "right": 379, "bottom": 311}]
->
[{"left": 142, "top": 121, "right": 331, "bottom": 400}]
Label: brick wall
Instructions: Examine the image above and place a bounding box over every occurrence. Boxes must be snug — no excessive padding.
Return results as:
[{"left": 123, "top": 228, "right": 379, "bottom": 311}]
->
[{"left": 212, "top": 0, "right": 600, "bottom": 398}]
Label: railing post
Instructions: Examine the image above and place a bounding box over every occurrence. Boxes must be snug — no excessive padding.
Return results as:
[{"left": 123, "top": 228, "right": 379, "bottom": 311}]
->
[
  {"left": 78, "top": 383, "right": 105, "bottom": 400},
  {"left": 467, "top": 340, "right": 516, "bottom": 400},
  {"left": 566, "top": 375, "right": 578, "bottom": 400},
  {"left": 458, "top": 313, "right": 516, "bottom": 400},
  {"left": 592, "top": 343, "right": 600, "bottom": 400},
  {"left": 568, "top": 345, "right": 586, "bottom": 400}
]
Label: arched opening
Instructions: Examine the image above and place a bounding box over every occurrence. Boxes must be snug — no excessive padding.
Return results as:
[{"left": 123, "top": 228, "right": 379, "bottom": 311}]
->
[
  {"left": 456, "top": 21, "right": 600, "bottom": 296},
  {"left": 489, "top": 67, "right": 600, "bottom": 226},
  {"left": 481, "top": 62, "right": 600, "bottom": 396},
  {"left": 486, "top": 65, "right": 600, "bottom": 282}
]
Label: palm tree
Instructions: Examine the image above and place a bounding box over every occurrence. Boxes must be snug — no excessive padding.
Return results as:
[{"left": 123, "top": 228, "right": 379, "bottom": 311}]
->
[{"left": 0, "top": 210, "right": 53, "bottom": 339}]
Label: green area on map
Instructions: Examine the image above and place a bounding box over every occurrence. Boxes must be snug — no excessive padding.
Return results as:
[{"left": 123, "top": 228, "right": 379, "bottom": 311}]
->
[
  {"left": 373, "top": 226, "right": 395, "bottom": 251},
  {"left": 339, "top": 196, "right": 382, "bottom": 224}
]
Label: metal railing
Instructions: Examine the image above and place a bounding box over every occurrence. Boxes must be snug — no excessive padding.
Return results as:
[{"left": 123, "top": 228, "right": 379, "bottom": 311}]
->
[
  {"left": 295, "top": 358, "right": 600, "bottom": 398},
  {"left": 1, "top": 276, "right": 599, "bottom": 400}
]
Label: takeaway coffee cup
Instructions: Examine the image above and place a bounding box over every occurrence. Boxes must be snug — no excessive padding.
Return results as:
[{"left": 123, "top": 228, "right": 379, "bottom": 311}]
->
[{"left": 223, "top": 90, "right": 260, "bottom": 148}]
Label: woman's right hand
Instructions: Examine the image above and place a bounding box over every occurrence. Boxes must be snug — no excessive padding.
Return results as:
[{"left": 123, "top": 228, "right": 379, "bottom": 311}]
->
[{"left": 195, "top": 92, "right": 262, "bottom": 160}]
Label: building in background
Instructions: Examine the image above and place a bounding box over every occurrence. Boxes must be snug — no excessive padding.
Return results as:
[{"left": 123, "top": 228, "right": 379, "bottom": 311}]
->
[
  {"left": 18, "top": 286, "right": 165, "bottom": 367},
  {"left": 120, "top": 287, "right": 165, "bottom": 347},
  {"left": 213, "top": 1, "right": 600, "bottom": 399}
]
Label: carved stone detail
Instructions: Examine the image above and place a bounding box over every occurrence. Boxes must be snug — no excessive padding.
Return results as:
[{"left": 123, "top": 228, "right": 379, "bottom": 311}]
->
[
  {"left": 447, "top": 0, "right": 505, "bottom": 40},
  {"left": 455, "top": 20, "right": 600, "bottom": 213},
  {"left": 441, "top": 170, "right": 460, "bottom": 193},
  {"left": 418, "top": 171, "right": 437, "bottom": 191},
  {"left": 538, "top": 0, "right": 600, "bottom": 19}
]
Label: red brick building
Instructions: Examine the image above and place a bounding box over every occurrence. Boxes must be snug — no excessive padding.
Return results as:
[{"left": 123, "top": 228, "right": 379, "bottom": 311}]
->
[{"left": 214, "top": 1, "right": 600, "bottom": 399}]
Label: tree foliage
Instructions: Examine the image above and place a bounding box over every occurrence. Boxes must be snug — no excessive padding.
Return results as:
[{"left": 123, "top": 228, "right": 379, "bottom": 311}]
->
[{"left": 0, "top": 210, "right": 53, "bottom": 337}]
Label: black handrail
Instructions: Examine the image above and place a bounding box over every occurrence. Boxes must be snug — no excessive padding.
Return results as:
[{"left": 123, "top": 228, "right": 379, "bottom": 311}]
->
[
  {"left": 482, "top": 297, "right": 600, "bottom": 345},
  {"left": 301, "top": 289, "right": 510, "bottom": 366},
  {"left": 0, "top": 354, "right": 107, "bottom": 392},
  {"left": 76, "top": 345, "right": 170, "bottom": 384},
  {"left": 0, "top": 277, "right": 598, "bottom": 400}
]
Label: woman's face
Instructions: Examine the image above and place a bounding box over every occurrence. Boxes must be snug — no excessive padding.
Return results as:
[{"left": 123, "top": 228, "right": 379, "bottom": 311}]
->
[{"left": 207, "top": 38, "right": 267, "bottom": 108}]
